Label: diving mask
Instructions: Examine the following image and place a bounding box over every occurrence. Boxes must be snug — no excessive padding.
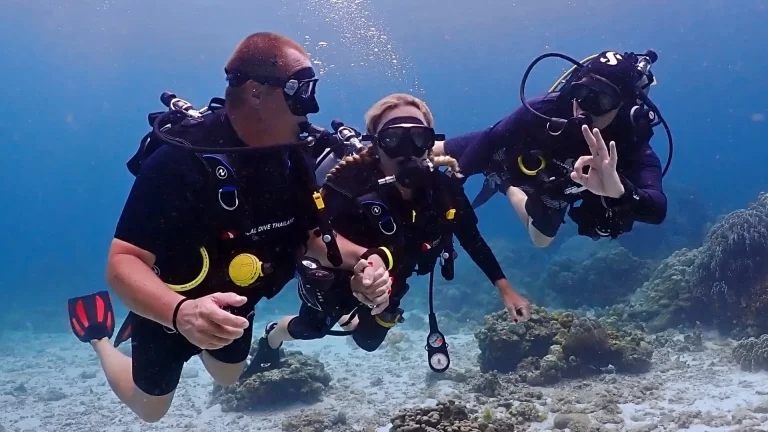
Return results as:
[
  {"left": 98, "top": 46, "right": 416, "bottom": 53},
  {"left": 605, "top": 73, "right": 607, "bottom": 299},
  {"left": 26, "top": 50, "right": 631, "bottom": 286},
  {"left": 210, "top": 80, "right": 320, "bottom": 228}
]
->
[
  {"left": 372, "top": 116, "right": 444, "bottom": 159},
  {"left": 376, "top": 126, "right": 438, "bottom": 159},
  {"left": 571, "top": 77, "right": 622, "bottom": 116},
  {"left": 225, "top": 66, "right": 320, "bottom": 116}
]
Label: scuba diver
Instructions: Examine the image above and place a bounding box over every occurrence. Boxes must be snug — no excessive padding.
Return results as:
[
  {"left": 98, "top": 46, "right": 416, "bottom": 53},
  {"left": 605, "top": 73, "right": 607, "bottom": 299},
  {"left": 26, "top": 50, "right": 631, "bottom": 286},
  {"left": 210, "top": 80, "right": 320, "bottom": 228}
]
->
[
  {"left": 434, "top": 50, "right": 670, "bottom": 247},
  {"left": 244, "top": 93, "right": 532, "bottom": 376},
  {"left": 65, "top": 32, "right": 393, "bottom": 423}
]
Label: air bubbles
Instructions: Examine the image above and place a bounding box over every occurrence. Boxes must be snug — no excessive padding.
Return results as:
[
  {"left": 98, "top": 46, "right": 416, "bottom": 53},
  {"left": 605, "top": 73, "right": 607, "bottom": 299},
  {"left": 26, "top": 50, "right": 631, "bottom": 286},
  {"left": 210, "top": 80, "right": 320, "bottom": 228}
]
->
[{"left": 284, "top": 0, "right": 422, "bottom": 93}]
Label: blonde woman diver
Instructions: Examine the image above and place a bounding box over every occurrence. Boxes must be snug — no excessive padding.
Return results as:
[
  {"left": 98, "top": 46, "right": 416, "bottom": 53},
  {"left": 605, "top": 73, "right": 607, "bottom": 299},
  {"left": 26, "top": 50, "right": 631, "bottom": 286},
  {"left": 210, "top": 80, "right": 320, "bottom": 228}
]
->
[{"left": 243, "top": 93, "right": 532, "bottom": 375}]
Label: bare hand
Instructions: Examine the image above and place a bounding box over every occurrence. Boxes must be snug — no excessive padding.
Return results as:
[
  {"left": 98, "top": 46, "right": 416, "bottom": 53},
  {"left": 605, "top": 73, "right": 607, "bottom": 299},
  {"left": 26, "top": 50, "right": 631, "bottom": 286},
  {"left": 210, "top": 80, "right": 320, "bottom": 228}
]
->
[
  {"left": 570, "top": 125, "right": 625, "bottom": 198},
  {"left": 175, "top": 292, "right": 250, "bottom": 350},
  {"left": 352, "top": 289, "right": 391, "bottom": 315},
  {"left": 504, "top": 293, "right": 532, "bottom": 323},
  {"left": 352, "top": 257, "right": 392, "bottom": 315}
]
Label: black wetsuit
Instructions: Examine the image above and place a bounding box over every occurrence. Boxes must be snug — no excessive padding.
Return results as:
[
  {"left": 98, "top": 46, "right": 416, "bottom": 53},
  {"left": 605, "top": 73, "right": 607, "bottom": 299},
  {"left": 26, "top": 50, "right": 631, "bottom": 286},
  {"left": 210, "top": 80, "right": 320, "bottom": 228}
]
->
[
  {"left": 115, "top": 110, "right": 318, "bottom": 396},
  {"left": 286, "top": 162, "right": 506, "bottom": 351},
  {"left": 445, "top": 94, "right": 667, "bottom": 239}
]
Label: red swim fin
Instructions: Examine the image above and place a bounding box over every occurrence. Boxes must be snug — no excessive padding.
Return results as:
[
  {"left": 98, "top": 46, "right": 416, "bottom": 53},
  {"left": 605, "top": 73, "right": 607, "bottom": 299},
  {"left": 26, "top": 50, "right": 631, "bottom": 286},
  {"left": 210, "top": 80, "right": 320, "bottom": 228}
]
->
[
  {"left": 113, "top": 312, "right": 136, "bottom": 348},
  {"left": 67, "top": 291, "right": 115, "bottom": 343}
]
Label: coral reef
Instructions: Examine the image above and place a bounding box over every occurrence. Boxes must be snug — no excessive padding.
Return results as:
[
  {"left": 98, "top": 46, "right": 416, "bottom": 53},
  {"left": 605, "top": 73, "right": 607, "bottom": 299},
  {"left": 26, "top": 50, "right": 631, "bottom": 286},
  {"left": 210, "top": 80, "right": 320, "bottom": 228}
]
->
[
  {"left": 210, "top": 350, "right": 332, "bottom": 412},
  {"left": 623, "top": 248, "right": 701, "bottom": 332},
  {"left": 733, "top": 335, "right": 768, "bottom": 372},
  {"left": 651, "top": 327, "right": 705, "bottom": 353},
  {"left": 611, "top": 192, "right": 768, "bottom": 335},
  {"left": 281, "top": 410, "right": 349, "bottom": 432},
  {"left": 538, "top": 241, "right": 653, "bottom": 309},
  {"left": 389, "top": 399, "right": 516, "bottom": 432},
  {"left": 690, "top": 193, "right": 768, "bottom": 334},
  {"left": 474, "top": 307, "right": 653, "bottom": 385}
]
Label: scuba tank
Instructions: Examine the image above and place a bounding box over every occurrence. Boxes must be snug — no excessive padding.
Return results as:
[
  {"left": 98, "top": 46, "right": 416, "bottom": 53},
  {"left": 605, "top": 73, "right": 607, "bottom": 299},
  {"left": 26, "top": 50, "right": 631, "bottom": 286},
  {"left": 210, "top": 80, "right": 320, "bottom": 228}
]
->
[{"left": 314, "top": 120, "right": 369, "bottom": 183}]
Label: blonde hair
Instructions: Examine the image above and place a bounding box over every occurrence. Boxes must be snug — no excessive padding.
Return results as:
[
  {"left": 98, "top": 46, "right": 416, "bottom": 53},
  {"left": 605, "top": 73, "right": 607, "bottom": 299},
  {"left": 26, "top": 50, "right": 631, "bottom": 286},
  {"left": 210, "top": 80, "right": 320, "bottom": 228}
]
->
[{"left": 325, "top": 93, "right": 461, "bottom": 182}]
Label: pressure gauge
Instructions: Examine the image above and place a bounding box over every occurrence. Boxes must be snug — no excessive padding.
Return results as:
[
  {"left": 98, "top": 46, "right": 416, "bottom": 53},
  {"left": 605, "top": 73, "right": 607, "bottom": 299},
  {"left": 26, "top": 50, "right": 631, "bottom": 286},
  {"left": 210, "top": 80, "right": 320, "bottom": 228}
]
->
[
  {"left": 429, "top": 352, "right": 450, "bottom": 372},
  {"left": 428, "top": 332, "right": 445, "bottom": 348}
]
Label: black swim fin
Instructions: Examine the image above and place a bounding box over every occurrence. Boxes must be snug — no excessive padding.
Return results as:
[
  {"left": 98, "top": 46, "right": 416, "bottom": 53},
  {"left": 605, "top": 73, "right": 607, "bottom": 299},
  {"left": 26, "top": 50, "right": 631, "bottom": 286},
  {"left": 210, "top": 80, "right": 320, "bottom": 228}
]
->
[
  {"left": 67, "top": 291, "right": 116, "bottom": 343},
  {"left": 242, "top": 322, "right": 281, "bottom": 379},
  {"left": 113, "top": 311, "right": 137, "bottom": 348},
  {"left": 471, "top": 176, "right": 500, "bottom": 209}
]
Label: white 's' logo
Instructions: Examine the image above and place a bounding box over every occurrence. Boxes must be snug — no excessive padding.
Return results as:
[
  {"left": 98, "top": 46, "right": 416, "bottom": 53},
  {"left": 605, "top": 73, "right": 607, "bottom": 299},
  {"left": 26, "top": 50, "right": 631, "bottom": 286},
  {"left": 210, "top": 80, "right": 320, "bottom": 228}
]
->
[{"left": 600, "top": 52, "right": 622, "bottom": 66}]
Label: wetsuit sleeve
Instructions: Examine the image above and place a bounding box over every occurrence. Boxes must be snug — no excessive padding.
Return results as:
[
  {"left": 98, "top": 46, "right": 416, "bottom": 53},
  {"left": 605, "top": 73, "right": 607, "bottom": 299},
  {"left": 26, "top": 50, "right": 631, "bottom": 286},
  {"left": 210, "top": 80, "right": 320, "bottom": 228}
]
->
[
  {"left": 448, "top": 183, "right": 507, "bottom": 283},
  {"left": 444, "top": 104, "right": 535, "bottom": 177},
  {"left": 606, "top": 141, "right": 667, "bottom": 224},
  {"left": 114, "top": 146, "right": 207, "bottom": 255},
  {"left": 443, "top": 129, "right": 491, "bottom": 176}
]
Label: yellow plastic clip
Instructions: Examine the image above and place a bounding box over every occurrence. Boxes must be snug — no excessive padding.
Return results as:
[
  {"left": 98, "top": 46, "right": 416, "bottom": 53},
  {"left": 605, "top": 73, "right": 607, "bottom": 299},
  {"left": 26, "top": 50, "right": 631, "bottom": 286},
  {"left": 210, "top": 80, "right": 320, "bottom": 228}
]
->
[
  {"left": 445, "top": 209, "right": 456, "bottom": 220},
  {"left": 312, "top": 191, "right": 325, "bottom": 210}
]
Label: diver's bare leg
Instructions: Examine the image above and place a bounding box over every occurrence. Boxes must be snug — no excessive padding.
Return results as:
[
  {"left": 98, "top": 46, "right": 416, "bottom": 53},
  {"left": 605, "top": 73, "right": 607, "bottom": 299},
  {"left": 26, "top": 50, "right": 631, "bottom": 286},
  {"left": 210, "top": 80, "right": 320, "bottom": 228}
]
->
[
  {"left": 267, "top": 315, "right": 298, "bottom": 349},
  {"left": 505, "top": 186, "right": 554, "bottom": 248},
  {"left": 91, "top": 338, "right": 174, "bottom": 423},
  {"left": 199, "top": 352, "right": 246, "bottom": 386}
]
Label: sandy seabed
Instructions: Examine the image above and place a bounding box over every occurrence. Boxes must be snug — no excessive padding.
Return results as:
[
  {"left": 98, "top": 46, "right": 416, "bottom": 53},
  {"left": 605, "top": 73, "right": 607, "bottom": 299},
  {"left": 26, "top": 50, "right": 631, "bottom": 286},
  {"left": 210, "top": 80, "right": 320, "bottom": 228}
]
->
[{"left": 2, "top": 321, "right": 768, "bottom": 432}]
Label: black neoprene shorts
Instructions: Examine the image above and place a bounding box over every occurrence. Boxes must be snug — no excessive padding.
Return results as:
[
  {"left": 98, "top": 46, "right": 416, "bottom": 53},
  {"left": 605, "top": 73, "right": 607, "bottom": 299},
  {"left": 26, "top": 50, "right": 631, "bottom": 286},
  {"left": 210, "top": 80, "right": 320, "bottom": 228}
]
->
[{"left": 130, "top": 299, "right": 257, "bottom": 397}]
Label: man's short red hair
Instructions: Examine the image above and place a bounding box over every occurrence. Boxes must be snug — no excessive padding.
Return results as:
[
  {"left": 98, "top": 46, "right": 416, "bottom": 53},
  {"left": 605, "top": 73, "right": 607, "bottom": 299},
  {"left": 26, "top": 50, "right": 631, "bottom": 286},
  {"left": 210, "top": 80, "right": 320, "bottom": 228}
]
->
[
  {"left": 225, "top": 32, "right": 307, "bottom": 80},
  {"left": 224, "top": 32, "right": 307, "bottom": 110}
]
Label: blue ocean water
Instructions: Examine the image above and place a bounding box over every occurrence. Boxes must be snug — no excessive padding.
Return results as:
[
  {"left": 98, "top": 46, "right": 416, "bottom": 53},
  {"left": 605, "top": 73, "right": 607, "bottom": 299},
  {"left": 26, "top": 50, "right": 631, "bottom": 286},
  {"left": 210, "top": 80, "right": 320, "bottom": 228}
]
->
[
  {"left": 1, "top": 0, "right": 768, "bottom": 430},
  {"left": 1, "top": 0, "right": 766, "bottom": 309}
]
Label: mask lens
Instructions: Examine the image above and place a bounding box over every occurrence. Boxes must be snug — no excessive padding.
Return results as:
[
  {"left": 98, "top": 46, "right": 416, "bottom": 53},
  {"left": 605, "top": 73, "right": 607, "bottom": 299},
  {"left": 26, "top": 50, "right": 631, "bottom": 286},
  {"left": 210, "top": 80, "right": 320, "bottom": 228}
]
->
[
  {"left": 293, "top": 79, "right": 318, "bottom": 98},
  {"left": 377, "top": 126, "right": 435, "bottom": 154},
  {"left": 597, "top": 92, "right": 617, "bottom": 112},
  {"left": 377, "top": 127, "right": 407, "bottom": 151},
  {"left": 284, "top": 79, "right": 319, "bottom": 116},
  {"left": 572, "top": 83, "right": 591, "bottom": 101},
  {"left": 409, "top": 127, "right": 436, "bottom": 151},
  {"left": 573, "top": 83, "right": 619, "bottom": 115}
]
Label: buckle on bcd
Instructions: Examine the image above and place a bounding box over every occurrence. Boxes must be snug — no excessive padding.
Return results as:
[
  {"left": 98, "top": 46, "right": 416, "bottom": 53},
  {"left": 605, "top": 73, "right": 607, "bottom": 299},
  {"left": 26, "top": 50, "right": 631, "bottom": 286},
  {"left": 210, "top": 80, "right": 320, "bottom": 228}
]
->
[
  {"left": 218, "top": 186, "right": 239, "bottom": 210},
  {"left": 378, "top": 216, "right": 397, "bottom": 235}
]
